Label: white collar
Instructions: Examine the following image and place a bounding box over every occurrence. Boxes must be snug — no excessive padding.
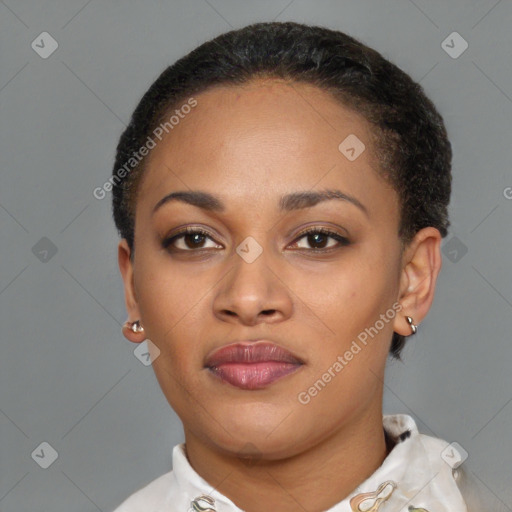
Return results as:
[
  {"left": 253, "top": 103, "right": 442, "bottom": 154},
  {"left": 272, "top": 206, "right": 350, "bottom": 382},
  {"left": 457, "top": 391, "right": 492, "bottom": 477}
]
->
[{"left": 126, "top": 414, "right": 468, "bottom": 511}]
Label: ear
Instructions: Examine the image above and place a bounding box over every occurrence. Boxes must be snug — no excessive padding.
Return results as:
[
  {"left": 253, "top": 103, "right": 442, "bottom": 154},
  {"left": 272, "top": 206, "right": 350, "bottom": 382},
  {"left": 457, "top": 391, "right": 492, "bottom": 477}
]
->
[
  {"left": 393, "top": 227, "right": 442, "bottom": 337},
  {"left": 118, "top": 239, "right": 145, "bottom": 343}
]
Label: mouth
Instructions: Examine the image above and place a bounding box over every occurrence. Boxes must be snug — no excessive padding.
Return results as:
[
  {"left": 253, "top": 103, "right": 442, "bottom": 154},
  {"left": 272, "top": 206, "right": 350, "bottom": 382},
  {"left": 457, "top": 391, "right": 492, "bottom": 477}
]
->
[{"left": 204, "top": 341, "right": 304, "bottom": 390}]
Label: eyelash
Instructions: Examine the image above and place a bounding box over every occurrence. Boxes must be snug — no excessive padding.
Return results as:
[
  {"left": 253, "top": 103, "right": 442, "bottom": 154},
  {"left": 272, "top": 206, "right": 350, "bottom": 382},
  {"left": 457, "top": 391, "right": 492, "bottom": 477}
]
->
[{"left": 161, "top": 226, "right": 350, "bottom": 253}]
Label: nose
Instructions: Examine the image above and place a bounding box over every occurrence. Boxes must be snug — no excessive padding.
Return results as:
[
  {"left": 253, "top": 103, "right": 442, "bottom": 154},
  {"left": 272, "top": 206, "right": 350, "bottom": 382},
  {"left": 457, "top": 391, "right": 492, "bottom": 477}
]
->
[{"left": 213, "top": 246, "right": 293, "bottom": 326}]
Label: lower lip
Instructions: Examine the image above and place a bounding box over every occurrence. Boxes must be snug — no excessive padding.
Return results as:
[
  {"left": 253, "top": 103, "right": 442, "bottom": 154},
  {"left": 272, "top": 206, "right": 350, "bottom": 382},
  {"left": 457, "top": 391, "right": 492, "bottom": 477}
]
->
[{"left": 207, "top": 362, "right": 303, "bottom": 390}]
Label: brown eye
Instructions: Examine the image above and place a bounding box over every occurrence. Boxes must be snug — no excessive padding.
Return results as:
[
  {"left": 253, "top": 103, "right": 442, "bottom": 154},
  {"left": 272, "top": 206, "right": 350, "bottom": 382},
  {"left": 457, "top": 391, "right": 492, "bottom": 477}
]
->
[
  {"left": 290, "top": 228, "right": 350, "bottom": 251},
  {"left": 162, "top": 228, "right": 222, "bottom": 252}
]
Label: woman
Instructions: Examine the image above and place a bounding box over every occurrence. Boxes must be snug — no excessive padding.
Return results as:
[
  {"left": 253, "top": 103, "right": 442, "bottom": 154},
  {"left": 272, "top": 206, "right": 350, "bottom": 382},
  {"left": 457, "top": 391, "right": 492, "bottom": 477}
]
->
[{"left": 110, "top": 21, "right": 484, "bottom": 512}]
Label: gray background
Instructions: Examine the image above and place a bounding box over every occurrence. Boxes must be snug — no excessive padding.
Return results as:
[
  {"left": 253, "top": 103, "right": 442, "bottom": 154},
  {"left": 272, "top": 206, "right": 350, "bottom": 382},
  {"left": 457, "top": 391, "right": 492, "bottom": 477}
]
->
[{"left": 1, "top": 0, "right": 511, "bottom": 510}]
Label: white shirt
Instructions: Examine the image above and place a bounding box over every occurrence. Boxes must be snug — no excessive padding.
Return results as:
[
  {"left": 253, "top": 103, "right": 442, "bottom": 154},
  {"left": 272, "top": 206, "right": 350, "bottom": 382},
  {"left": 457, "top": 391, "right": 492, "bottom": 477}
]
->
[{"left": 111, "top": 414, "right": 469, "bottom": 512}]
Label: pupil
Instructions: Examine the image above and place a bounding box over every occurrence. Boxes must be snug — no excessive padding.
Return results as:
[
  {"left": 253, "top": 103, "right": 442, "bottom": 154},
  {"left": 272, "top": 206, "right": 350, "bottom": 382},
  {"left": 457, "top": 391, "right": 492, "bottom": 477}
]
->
[
  {"left": 186, "top": 233, "right": 204, "bottom": 248},
  {"left": 309, "top": 233, "right": 327, "bottom": 248}
]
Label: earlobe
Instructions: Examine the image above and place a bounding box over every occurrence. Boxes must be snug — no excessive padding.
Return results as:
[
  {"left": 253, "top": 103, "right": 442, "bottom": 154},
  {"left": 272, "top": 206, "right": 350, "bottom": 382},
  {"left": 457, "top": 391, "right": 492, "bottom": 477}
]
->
[
  {"left": 393, "top": 313, "right": 419, "bottom": 338},
  {"left": 393, "top": 227, "right": 442, "bottom": 337},
  {"left": 122, "top": 320, "right": 146, "bottom": 344}
]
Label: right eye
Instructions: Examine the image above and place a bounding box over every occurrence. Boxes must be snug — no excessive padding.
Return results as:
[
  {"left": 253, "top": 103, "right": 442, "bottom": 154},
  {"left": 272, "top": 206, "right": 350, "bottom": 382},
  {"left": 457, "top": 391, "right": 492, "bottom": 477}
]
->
[{"left": 162, "top": 227, "right": 223, "bottom": 252}]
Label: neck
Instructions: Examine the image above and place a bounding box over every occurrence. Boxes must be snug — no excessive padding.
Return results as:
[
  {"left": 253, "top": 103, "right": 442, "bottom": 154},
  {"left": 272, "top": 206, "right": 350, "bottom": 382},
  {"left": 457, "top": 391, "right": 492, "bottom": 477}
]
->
[{"left": 183, "top": 403, "right": 389, "bottom": 512}]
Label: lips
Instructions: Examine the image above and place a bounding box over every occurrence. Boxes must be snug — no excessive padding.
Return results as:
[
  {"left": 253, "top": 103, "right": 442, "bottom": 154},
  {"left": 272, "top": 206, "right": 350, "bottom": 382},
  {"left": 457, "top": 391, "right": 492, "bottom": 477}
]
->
[{"left": 204, "top": 341, "right": 304, "bottom": 390}]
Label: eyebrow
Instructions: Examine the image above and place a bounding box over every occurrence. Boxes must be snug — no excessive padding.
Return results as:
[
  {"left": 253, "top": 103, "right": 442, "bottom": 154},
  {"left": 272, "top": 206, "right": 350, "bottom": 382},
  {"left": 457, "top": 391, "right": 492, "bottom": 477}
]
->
[{"left": 152, "top": 189, "right": 369, "bottom": 217}]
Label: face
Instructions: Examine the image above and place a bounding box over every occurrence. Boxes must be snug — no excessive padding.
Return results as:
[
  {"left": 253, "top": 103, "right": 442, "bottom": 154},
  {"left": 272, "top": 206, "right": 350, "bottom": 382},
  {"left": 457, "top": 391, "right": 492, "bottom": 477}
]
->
[{"left": 119, "top": 79, "right": 421, "bottom": 460}]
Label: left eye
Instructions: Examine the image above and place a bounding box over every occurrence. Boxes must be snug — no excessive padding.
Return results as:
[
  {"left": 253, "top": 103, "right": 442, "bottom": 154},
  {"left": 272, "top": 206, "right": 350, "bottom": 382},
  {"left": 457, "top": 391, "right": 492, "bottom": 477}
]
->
[{"left": 290, "top": 228, "right": 350, "bottom": 251}]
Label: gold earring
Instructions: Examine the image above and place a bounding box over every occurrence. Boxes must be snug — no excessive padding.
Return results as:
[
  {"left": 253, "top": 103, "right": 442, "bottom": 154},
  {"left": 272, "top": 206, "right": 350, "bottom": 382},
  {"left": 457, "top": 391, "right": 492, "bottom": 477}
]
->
[{"left": 405, "top": 316, "right": 417, "bottom": 335}]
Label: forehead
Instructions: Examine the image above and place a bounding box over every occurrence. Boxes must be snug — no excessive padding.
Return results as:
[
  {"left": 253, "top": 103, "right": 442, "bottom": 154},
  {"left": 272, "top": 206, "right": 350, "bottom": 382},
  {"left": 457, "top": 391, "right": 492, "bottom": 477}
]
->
[
  {"left": 137, "top": 79, "right": 395, "bottom": 218},
  {"left": 160, "top": 79, "right": 374, "bottom": 162}
]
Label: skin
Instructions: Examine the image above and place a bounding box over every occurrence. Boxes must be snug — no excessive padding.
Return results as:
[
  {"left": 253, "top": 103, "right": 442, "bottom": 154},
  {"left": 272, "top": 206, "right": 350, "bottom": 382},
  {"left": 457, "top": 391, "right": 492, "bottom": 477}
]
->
[{"left": 118, "top": 78, "right": 442, "bottom": 512}]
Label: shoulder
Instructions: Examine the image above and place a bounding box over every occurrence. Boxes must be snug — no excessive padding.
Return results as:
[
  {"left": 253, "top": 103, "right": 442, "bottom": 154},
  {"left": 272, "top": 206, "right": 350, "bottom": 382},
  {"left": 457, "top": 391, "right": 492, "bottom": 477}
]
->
[
  {"left": 451, "top": 465, "right": 509, "bottom": 512},
  {"left": 417, "top": 431, "right": 505, "bottom": 512},
  {"left": 111, "top": 470, "right": 173, "bottom": 512}
]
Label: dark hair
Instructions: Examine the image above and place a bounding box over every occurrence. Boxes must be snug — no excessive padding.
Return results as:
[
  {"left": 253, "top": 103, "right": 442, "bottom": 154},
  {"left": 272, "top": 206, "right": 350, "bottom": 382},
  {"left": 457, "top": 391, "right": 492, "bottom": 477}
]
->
[{"left": 111, "top": 21, "right": 452, "bottom": 359}]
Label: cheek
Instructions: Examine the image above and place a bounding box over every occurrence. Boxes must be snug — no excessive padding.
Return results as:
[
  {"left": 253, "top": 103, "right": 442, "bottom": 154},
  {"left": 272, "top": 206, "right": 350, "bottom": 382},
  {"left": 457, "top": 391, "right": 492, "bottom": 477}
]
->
[
  {"left": 134, "top": 256, "right": 206, "bottom": 356},
  {"left": 297, "top": 254, "right": 392, "bottom": 328},
  {"left": 297, "top": 247, "right": 400, "bottom": 366},
  {"left": 135, "top": 264, "right": 208, "bottom": 406}
]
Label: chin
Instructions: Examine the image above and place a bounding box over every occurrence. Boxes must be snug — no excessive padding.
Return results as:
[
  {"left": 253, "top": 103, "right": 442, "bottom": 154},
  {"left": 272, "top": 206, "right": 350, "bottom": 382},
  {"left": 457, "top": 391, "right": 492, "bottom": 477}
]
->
[
  {"left": 201, "top": 417, "right": 312, "bottom": 461},
  {"left": 218, "top": 435, "right": 306, "bottom": 462}
]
